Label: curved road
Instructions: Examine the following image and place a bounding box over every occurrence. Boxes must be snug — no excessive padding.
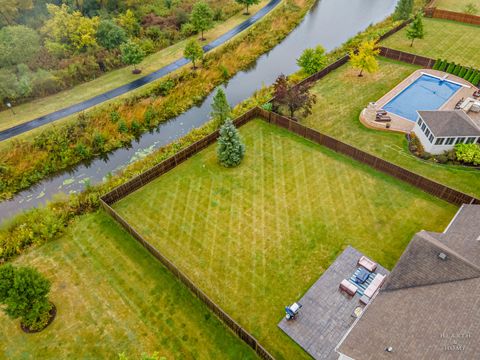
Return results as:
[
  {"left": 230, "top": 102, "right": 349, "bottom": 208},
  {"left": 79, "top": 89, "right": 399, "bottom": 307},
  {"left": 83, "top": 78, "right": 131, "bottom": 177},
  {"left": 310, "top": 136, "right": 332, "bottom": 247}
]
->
[{"left": 0, "top": 0, "right": 280, "bottom": 142}]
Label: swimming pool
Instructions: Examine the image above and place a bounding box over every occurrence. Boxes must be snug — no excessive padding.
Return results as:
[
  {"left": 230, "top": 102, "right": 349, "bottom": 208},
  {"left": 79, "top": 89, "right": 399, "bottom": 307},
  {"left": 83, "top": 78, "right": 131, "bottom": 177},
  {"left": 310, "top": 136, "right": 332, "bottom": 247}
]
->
[{"left": 383, "top": 74, "right": 462, "bottom": 122}]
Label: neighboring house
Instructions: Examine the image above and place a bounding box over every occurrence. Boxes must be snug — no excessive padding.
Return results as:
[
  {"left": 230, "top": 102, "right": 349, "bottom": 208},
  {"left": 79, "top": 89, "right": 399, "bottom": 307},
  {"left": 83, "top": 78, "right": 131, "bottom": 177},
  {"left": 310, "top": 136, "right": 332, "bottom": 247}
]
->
[
  {"left": 336, "top": 204, "right": 480, "bottom": 360},
  {"left": 412, "top": 110, "right": 480, "bottom": 154}
]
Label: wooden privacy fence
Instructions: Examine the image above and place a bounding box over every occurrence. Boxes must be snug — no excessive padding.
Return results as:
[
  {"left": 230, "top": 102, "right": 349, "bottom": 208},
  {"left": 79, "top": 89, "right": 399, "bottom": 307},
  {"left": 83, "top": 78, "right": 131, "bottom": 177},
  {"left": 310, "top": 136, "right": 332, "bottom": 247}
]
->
[
  {"left": 379, "top": 47, "right": 436, "bottom": 68},
  {"left": 102, "top": 106, "right": 478, "bottom": 359},
  {"left": 425, "top": 7, "right": 480, "bottom": 26},
  {"left": 255, "top": 108, "right": 479, "bottom": 206}
]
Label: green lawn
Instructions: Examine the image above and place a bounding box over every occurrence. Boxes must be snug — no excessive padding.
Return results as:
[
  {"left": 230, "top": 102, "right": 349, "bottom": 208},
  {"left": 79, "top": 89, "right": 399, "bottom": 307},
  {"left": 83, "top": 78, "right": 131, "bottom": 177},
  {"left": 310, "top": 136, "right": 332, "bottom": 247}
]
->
[
  {"left": 0, "top": 0, "right": 269, "bottom": 133},
  {"left": 113, "top": 119, "right": 457, "bottom": 359},
  {"left": 303, "top": 57, "right": 480, "bottom": 198},
  {"left": 382, "top": 18, "right": 480, "bottom": 68},
  {"left": 434, "top": 0, "right": 480, "bottom": 14},
  {"left": 0, "top": 212, "right": 257, "bottom": 359}
]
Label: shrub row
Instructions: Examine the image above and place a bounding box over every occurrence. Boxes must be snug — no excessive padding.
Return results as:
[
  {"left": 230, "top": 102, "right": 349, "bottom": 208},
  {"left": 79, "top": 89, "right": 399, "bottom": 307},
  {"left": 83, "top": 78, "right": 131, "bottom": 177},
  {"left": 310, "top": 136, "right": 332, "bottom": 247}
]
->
[{"left": 432, "top": 59, "right": 480, "bottom": 85}]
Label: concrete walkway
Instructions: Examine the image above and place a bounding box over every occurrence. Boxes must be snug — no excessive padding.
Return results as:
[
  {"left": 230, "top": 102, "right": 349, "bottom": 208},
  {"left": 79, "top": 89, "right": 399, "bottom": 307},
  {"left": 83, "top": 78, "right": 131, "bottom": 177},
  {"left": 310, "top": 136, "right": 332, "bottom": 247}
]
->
[{"left": 0, "top": 0, "right": 281, "bottom": 142}]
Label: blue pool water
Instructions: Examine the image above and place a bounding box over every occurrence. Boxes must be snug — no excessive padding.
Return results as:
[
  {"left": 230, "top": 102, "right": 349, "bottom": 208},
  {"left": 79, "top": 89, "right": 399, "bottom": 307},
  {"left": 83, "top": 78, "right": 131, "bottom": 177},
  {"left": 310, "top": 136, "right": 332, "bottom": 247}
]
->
[{"left": 383, "top": 74, "right": 462, "bottom": 121}]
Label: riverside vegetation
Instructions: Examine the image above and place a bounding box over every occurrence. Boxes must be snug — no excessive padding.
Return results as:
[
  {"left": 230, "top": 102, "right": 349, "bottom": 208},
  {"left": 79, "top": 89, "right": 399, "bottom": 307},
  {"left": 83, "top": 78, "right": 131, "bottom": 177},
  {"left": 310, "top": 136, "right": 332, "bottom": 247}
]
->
[
  {"left": 0, "top": 1, "right": 426, "bottom": 264},
  {"left": 0, "top": 0, "right": 311, "bottom": 200}
]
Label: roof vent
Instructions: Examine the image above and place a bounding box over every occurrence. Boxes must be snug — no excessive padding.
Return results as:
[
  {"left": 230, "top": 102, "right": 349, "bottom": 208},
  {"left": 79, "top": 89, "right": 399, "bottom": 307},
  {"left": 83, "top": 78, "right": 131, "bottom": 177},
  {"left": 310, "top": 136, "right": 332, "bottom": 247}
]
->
[
  {"left": 385, "top": 346, "right": 394, "bottom": 353},
  {"left": 438, "top": 252, "right": 448, "bottom": 261}
]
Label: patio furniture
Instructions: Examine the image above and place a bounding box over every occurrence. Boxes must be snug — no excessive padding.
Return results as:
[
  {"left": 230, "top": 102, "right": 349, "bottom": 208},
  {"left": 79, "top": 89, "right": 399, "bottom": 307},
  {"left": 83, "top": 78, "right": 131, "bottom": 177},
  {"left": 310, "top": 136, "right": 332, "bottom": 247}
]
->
[
  {"left": 285, "top": 302, "right": 302, "bottom": 320},
  {"left": 364, "top": 274, "right": 386, "bottom": 298},
  {"left": 473, "top": 90, "right": 480, "bottom": 99},
  {"left": 351, "top": 306, "right": 363, "bottom": 318},
  {"left": 340, "top": 279, "right": 357, "bottom": 296},
  {"left": 359, "top": 295, "right": 370, "bottom": 305},
  {"left": 375, "top": 115, "right": 391, "bottom": 122},
  {"left": 358, "top": 256, "right": 377, "bottom": 272},
  {"left": 376, "top": 110, "right": 387, "bottom": 116},
  {"left": 355, "top": 267, "right": 371, "bottom": 284}
]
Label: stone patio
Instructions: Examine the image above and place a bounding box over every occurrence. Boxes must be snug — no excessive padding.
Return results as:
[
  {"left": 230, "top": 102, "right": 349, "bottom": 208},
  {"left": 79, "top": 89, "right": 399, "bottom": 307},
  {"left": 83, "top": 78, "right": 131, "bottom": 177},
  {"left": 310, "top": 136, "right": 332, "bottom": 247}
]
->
[
  {"left": 278, "top": 246, "right": 389, "bottom": 360},
  {"left": 360, "top": 69, "right": 479, "bottom": 133}
]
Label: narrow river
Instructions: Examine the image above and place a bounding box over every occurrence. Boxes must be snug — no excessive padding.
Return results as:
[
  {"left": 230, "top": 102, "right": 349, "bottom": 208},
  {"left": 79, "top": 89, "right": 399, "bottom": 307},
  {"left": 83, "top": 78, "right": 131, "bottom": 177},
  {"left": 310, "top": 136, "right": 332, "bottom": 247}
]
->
[{"left": 0, "top": 0, "right": 397, "bottom": 221}]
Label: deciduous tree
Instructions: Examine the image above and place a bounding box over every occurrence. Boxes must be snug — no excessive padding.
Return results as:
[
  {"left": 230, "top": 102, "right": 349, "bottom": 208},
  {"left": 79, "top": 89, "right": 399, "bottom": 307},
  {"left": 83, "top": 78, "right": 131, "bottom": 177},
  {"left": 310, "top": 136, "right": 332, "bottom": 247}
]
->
[
  {"left": 296, "top": 45, "right": 327, "bottom": 76},
  {"left": 406, "top": 12, "right": 424, "bottom": 47},
  {"left": 120, "top": 41, "right": 145, "bottom": 72},
  {"left": 217, "top": 120, "right": 245, "bottom": 167},
  {"left": 0, "top": 25, "right": 40, "bottom": 67},
  {"left": 273, "top": 74, "right": 316, "bottom": 118},
  {"left": 349, "top": 40, "right": 380, "bottom": 77},
  {"left": 191, "top": 1, "right": 213, "bottom": 40},
  {"left": 235, "top": 0, "right": 260, "bottom": 15},
  {"left": 184, "top": 39, "right": 204, "bottom": 69},
  {"left": 97, "top": 20, "right": 127, "bottom": 49},
  {"left": 0, "top": 264, "right": 53, "bottom": 331}
]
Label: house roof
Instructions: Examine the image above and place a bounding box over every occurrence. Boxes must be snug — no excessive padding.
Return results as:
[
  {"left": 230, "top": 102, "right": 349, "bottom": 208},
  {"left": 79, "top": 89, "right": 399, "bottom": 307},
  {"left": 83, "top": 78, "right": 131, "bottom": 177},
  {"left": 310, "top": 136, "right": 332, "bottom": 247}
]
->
[
  {"left": 337, "top": 205, "right": 480, "bottom": 360},
  {"left": 418, "top": 110, "right": 480, "bottom": 137}
]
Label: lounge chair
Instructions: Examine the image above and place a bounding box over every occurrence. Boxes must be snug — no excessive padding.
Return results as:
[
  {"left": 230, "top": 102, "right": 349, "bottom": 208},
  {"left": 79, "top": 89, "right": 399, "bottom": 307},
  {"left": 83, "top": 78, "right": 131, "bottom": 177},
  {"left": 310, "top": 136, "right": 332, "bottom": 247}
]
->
[
  {"left": 376, "top": 109, "right": 387, "bottom": 116},
  {"left": 340, "top": 279, "right": 357, "bottom": 296},
  {"left": 375, "top": 115, "right": 391, "bottom": 122}
]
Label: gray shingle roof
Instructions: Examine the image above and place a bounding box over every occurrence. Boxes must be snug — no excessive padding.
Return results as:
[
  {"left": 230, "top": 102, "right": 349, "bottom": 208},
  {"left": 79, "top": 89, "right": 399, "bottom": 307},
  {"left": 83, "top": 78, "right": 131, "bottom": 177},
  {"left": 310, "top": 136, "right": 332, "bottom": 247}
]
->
[
  {"left": 418, "top": 110, "right": 480, "bottom": 137},
  {"left": 337, "top": 205, "right": 480, "bottom": 360}
]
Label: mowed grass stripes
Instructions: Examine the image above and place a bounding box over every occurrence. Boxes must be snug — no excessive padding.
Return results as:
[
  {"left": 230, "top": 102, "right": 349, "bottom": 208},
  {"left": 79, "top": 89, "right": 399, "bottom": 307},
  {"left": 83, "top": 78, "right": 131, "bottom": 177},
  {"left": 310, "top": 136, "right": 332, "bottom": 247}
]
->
[
  {"left": 0, "top": 213, "right": 257, "bottom": 359},
  {"left": 113, "top": 119, "right": 457, "bottom": 359}
]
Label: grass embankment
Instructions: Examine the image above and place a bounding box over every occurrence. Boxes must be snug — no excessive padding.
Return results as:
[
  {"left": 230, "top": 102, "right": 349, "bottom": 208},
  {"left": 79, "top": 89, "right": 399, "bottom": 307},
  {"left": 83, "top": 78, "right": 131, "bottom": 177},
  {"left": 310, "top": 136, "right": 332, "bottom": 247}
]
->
[
  {"left": 0, "top": 0, "right": 314, "bottom": 201},
  {"left": 0, "top": 212, "right": 257, "bottom": 359},
  {"left": 302, "top": 57, "right": 480, "bottom": 197},
  {"left": 434, "top": 0, "right": 480, "bottom": 13},
  {"left": 0, "top": 0, "right": 269, "bottom": 132},
  {"left": 113, "top": 119, "right": 457, "bottom": 359},
  {"left": 382, "top": 18, "right": 480, "bottom": 68}
]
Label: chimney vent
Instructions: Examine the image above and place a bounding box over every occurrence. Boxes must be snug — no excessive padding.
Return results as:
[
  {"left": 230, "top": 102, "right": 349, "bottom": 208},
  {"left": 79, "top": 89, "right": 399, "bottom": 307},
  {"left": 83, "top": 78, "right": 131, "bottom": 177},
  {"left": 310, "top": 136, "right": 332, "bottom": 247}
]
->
[{"left": 438, "top": 252, "right": 448, "bottom": 261}]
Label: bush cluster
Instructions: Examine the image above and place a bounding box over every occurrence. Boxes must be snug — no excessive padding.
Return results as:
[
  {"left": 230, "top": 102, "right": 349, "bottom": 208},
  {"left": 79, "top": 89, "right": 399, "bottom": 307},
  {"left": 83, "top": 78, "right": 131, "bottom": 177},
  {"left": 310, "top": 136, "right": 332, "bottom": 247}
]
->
[{"left": 433, "top": 59, "right": 480, "bottom": 86}]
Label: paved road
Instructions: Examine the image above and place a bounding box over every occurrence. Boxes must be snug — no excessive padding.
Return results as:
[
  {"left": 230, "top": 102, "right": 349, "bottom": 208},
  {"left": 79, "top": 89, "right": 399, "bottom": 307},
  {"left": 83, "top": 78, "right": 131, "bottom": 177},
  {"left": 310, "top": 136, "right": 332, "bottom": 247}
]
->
[{"left": 0, "top": 0, "right": 280, "bottom": 142}]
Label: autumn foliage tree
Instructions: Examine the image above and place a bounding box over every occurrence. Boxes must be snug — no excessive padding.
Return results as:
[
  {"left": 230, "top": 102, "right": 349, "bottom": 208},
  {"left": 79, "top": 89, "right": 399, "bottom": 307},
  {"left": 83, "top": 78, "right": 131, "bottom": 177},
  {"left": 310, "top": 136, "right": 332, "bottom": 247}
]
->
[
  {"left": 349, "top": 40, "right": 380, "bottom": 77},
  {"left": 273, "top": 74, "right": 316, "bottom": 118}
]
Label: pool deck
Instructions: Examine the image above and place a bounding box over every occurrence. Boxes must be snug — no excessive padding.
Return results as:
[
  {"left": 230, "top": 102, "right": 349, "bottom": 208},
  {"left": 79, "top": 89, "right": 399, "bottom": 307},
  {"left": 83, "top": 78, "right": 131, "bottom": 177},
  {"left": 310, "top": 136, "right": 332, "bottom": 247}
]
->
[
  {"left": 278, "top": 246, "right": 389, "bottom": 360},
  {"left": 360, "top": 69, "right": 479, "bottom": 133}
]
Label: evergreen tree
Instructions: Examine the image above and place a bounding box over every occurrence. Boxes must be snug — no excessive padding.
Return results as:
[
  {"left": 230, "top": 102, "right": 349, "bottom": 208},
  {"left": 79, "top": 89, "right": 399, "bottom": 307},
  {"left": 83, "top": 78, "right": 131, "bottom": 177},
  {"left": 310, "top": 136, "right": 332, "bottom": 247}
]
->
[
  {"left": 393, "top": 0, "right": 413, "bottom": 21},
  {"left": 191, "top": 1, "right": 213, "bottom": 41},
  {"left": 0, "top": 264, "right": 53, "bottom": 331},
  {"left": 349, "top": 40, "right": 380, "bottom": 77},
  {"left": 217, "top": 120, "right": 245, "bottom": 168},
  {"left": 184, "top": 39, "right": 204, "bottom": 69},
  {"left": 406, "top": 12, "right": 424, "bottom": 47},
  {"left": 211, "top": 87, "right": 231, "bottom": 126}
]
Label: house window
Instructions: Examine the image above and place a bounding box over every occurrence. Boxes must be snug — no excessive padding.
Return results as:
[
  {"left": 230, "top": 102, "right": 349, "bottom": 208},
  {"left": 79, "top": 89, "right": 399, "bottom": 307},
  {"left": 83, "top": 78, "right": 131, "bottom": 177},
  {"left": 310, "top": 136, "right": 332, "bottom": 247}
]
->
[
  {"left": 429, "top": 134, "right": 434, "bottom": 143},
  {"left": 421, "top": 123, "right": 426, "bottom": 131},
  {"left": 456, "top": 137, "right": 466, "bottom": 144},
  {"left": 435, "top": 138, "right": 445, "bottom": 145},
  {"left": 418, "top": 118, "right": 423, "bottom": 126},
  {"left": 425, "top": 128, "right": 430, "bottom": 137},
  {"left": 445, "top": 137, "right": 455, "bottom": 145},
  {"left": 466, "top": 137, "right": 476, "bottom": 144}
]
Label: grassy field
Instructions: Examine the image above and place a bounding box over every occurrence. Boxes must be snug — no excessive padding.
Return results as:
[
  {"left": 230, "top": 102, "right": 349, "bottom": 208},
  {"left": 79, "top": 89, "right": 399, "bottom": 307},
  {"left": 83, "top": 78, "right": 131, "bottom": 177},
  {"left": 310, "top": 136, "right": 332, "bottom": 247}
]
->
[
  {"left": 113, "top": 119, "right": 457, "bottom": 359},
  {"left": 382, "top": 18, "right": 480, "bottom": 68},
  {"left": 0, "top": 0, "right": 269, "bottom": 132},
  {"left": 0, "top": 213, "right": 257, "bottom": 359},
  {"left": 303, "top": 57, "right": 480, "bottom": 198},
  {"left": 434, "top": 0, "right": 480, "bottom": 13}
]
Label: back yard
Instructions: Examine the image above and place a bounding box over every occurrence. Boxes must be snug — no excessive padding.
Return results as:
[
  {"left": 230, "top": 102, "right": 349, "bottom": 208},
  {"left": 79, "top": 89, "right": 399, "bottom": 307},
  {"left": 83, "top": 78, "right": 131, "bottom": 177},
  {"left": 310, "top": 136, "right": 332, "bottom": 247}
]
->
[
  {"left": 381, "top": 18, "right": 480, "bottom": 69},
  {"left": 302, "top": 57, "right": 480, "bottom": 198},
  {"left": 434, "top": 0, "right": 480, "bottom": 13},
  {"left": 113, "top": 119, "right": 457, "bottom": 359},
  {"left": 0, "top": 213, "right": 256, "bottom": 359}
]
